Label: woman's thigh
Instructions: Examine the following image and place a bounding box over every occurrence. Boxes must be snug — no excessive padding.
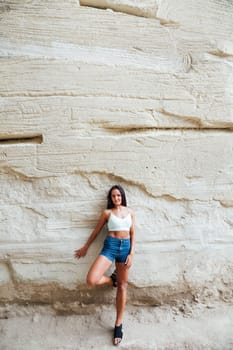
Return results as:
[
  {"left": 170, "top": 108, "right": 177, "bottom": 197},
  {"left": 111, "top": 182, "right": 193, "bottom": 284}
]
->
[
  {"left": 87, "top": 255, "right": 112, "bottom": 284},
  {"left": 116, "top": 262, "right": 129, "bottom": 284}
]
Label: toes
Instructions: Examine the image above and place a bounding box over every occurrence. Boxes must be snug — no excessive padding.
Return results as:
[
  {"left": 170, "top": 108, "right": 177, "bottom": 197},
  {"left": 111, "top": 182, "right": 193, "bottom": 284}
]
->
[{"left": 114, "top": 337, "right": 121, "bottom": 345}]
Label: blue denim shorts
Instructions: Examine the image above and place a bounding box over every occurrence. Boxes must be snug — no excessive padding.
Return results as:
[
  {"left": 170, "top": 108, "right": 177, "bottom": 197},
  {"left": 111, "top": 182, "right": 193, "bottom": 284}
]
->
[{"left": 100, "top": 235, "right": 131, "bottom": 263}]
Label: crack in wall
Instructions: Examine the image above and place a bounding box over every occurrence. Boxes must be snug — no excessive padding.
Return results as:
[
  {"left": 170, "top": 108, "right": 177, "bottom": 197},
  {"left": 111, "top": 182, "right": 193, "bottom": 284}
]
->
[
  {"left": 79, "top": 0, "right": 179, "bottom": 26},
  {"left": 24, "top": 207, "right": 49, "bottom": 219},
  {"left": 0, "top": 166, "right": 35, "bottom": 182},
  {"left": 77, "top": 170, "right": 198, "bottom": 202},
  {"left": 208, "top": 49, "right": 233, "bottom": 59},
  {"left": 79, "top": 0, "right": 158, "bottom": 18},
  {"left": 1, "top": 165, "right": 232, "bottom": 205},
  {"left": 2, "top": 259, "right": 17, "bottom": 285},
  {"left": 157, "top": 109, "right": 233, "bottom": 130},
  {"left": 80, "top": 0, "right": 180, "bottom": 28},
  {"left": 157, "top": 17, "right": 179, "bottom": 28},
  {"left": 102, "top": 126, "right": 233, "bottom": 134},
  {"left": 0, "top": 134, "right": 43, "bottom": 145}
]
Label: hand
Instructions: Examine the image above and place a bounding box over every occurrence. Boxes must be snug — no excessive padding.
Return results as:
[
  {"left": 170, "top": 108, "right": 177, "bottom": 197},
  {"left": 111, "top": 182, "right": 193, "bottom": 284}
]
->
[
  {"left": 74, "top": 245, "right": 88, "bottom": 259},
  {"left": 125, "top": 254, "right": 133, "bottom": 269}
]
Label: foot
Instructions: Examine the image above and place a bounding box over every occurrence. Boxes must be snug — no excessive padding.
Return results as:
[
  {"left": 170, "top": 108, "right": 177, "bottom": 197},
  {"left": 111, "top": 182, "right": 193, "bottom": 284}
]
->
[
  {"left": 110, "top": 270, "right": 117, "bottom": 287},
  {"left": 113, "top": 324, "right": 123, "bottom": 346}
]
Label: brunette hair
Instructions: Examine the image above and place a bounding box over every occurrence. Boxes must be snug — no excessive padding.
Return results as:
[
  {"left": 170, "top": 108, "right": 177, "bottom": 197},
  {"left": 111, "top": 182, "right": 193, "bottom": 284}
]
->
[{"left": 107, "top": 185, "right": 127, "bottom": 209}]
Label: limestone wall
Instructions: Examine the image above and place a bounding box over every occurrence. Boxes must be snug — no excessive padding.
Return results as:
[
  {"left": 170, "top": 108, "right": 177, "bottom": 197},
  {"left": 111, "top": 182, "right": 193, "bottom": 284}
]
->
[{"left": 0, "top": 0, "right": 233, "bottom": 308}]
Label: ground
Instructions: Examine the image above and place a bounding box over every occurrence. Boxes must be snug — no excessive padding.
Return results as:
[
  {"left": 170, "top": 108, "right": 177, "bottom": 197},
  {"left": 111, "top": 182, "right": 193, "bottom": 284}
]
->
[{"left": 0, "top": 302, "right": 233, "bottom": 350}]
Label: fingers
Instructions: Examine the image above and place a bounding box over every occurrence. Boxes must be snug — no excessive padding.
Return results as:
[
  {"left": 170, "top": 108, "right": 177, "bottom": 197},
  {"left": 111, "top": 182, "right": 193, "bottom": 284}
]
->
[
  {"left": 74, "top": 247, "right": 87, "bottom": 259},
  {"left": 74, "top": 249, "right": 82, "bottom": 259},
  {"left": 125, "top": 255, "right": 133, "bottom": 269},
  {"left": 124, "top": 259, "right": 131, "bottom": 269},
  {"left": 74, "top": 252, "right": 79, "bottom": 259}
]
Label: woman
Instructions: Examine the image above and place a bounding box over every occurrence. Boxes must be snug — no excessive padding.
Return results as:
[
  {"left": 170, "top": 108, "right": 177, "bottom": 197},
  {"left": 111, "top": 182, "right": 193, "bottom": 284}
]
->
[{"left": 74, "top": 184, "right": 135, "bottom": 345}]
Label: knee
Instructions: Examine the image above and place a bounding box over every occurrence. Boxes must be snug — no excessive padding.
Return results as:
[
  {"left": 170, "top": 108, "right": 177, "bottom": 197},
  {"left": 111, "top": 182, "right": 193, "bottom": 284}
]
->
[
  {"left": 86, "top": 274, "right": 97, "bottom": 287},
  {"left": 117, "top": 281, "right": 128, "bottom": 292}
]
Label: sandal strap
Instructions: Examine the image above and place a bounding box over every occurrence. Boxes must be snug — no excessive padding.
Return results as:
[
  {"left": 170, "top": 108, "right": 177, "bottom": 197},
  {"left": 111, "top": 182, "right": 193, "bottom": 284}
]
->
[
  {"left": 114, "top": 324, "right": 123, "bottom": 339},
  {"left": 110, "top": 272, "right": 117, "bottom": 287}
]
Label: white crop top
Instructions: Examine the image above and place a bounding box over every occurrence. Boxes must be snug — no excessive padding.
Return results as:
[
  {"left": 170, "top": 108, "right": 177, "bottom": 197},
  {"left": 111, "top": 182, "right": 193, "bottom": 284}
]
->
[{"left": 107, "top": 212, "right": 132, "bottom": 232}]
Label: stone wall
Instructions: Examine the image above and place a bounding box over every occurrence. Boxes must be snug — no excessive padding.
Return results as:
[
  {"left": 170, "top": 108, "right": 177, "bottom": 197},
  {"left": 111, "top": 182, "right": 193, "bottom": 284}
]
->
[{"left": 0, "top": 0, "right": 233, "bottom": 308}]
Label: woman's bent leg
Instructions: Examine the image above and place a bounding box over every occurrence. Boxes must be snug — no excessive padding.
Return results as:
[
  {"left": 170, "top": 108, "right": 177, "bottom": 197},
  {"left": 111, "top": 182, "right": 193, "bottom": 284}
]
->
[{"left": 86, "top": 255, "right": 113, "bottom": 286}]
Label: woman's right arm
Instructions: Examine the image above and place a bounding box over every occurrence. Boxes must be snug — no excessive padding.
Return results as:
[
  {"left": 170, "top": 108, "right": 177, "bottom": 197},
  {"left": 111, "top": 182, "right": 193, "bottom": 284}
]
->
[{"left": 74, "top": 210, "right": 108, "bottom": 259}]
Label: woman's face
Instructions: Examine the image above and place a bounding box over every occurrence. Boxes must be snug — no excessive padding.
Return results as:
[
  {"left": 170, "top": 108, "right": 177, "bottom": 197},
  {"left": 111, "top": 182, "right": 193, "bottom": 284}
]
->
[{"left": 111, "top": 189, "right": 122, "bottom": 206}]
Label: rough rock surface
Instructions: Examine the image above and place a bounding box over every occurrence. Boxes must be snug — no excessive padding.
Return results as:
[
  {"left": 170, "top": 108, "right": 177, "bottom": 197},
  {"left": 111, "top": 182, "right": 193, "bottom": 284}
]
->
[
  {"left": 1, "top": 303, "right": 233, "bottom": 350},
  {"left": 0, "top": 0, "right": 233, "bottom": 317}
]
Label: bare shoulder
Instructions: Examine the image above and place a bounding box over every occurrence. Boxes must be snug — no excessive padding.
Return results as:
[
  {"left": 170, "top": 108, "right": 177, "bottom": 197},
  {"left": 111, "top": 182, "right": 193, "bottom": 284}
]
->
[
  {"left": 128, "top": 207, "right": 135, "bottom": 216},
  {"left": 103, "top": 209, "right": 111, "bottom": 220}
]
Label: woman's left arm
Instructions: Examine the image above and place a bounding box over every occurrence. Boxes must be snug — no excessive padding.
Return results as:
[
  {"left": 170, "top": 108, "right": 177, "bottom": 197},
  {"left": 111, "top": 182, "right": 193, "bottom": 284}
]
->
[{"left": 125, "top": 210, "right": 135, "bottom": 269}]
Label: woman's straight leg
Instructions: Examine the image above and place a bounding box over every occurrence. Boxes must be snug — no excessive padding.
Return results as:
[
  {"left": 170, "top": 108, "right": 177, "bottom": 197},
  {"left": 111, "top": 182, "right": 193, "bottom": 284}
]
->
[{"left": 115, "top": 262, "right": 129, "bottom": 326}]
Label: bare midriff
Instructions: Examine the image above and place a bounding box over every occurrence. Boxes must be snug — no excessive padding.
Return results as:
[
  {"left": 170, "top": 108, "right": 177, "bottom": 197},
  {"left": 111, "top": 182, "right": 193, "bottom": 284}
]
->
[{"left": 108, "top": 231, "right": 130, "bottom": 239}]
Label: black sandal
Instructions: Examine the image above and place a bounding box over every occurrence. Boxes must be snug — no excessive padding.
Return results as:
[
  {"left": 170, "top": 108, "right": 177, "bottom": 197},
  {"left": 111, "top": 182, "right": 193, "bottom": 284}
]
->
[
  {"left": 110, "top": 271, "right": 117, "bottom": 287},
  {"left": 113, "top": 324, "right": 123, "bottom": 345}
]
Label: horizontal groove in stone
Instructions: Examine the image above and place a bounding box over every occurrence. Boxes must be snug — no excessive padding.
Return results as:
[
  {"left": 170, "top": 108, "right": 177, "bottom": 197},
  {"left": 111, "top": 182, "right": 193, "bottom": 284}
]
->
[{"left": 0, "top": 134, "right": 43, "bottom": 145}]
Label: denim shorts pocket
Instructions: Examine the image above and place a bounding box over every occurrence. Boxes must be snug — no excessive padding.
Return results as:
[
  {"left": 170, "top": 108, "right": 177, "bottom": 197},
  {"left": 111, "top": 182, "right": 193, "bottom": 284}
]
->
[{"left": 103, "top": 236, "right": 113, "bottom": 250}]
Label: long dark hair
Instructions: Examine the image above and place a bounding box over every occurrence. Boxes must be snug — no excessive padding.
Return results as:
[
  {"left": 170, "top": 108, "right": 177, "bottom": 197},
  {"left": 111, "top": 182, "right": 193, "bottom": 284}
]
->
[{"left": 107, "top": 185, "right": 127, "bottom": 209}]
